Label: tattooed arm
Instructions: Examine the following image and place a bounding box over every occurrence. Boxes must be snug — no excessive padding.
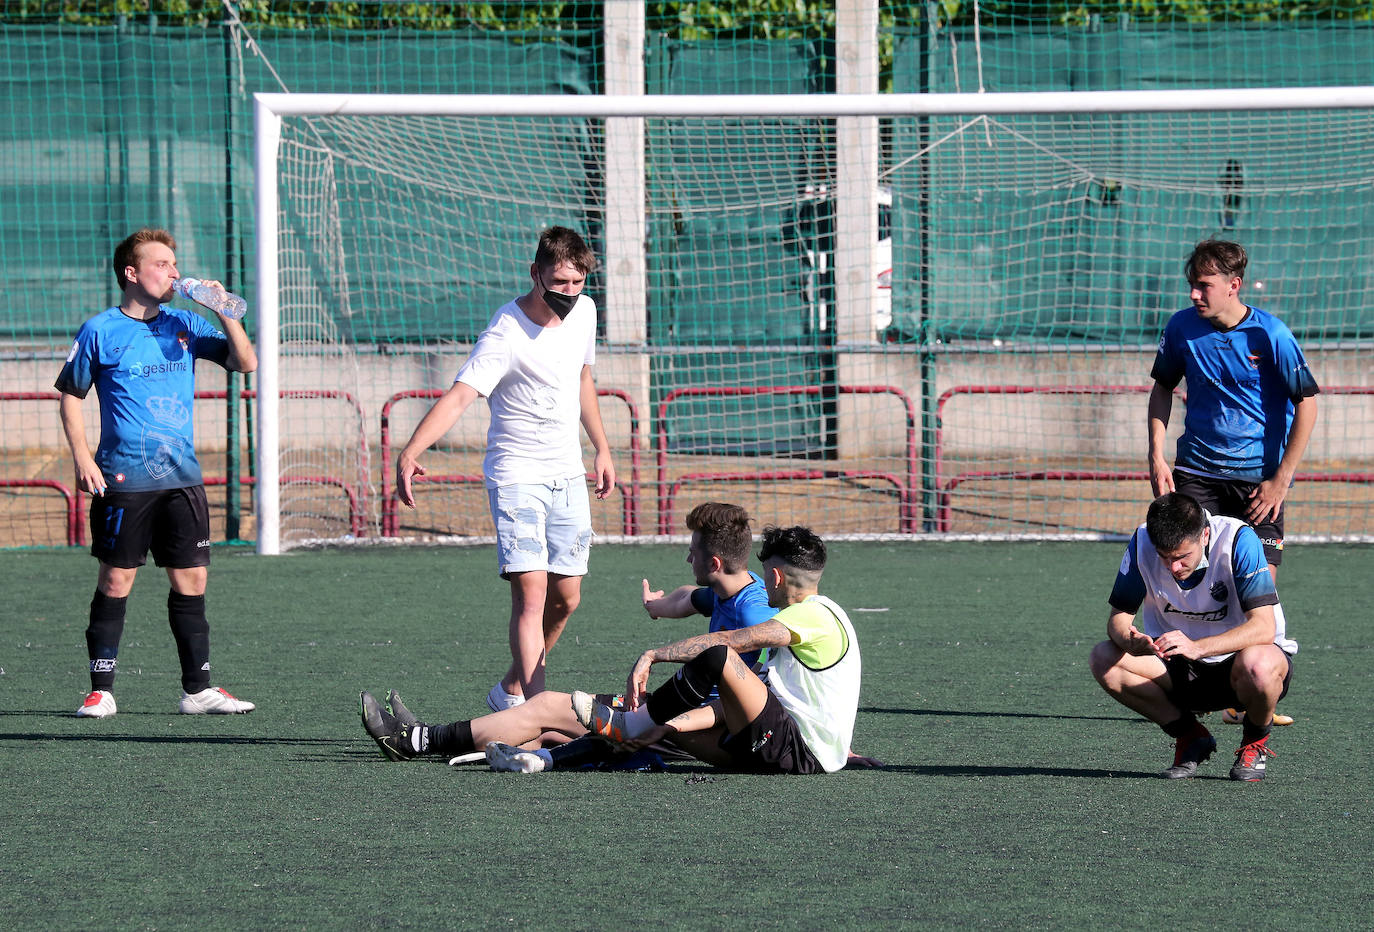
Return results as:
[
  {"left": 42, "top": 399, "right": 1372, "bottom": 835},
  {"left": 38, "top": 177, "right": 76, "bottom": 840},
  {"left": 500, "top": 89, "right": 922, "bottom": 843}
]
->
[{"left": 625, "top": 620, "right": 795, "bottom": 708}]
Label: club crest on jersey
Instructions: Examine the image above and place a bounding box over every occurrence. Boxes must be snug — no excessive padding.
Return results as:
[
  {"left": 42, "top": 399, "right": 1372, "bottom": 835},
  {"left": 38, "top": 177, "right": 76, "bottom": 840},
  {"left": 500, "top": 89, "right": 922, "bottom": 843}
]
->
[
  {"left": 141, "top": 427, "right": 186, "bottom": 480},
  {"left": 177, "top": 330, "right": 190, "bottom": 351},
  {"left": 1210, "top": 581, "right": 1229, "bottom": 602},
  {"left": 147, "top": 395, "right": 191, "bottom": 429},
  {"left": 1248, "top": 354, "right": 1260, "bottom": 368}
]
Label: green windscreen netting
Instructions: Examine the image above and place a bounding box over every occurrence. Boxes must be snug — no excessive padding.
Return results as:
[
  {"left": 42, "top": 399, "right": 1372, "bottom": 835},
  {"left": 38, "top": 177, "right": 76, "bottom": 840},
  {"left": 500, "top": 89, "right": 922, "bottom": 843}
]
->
[{"left": 3, "top": 5, "right": 1373, "bottom": 549}]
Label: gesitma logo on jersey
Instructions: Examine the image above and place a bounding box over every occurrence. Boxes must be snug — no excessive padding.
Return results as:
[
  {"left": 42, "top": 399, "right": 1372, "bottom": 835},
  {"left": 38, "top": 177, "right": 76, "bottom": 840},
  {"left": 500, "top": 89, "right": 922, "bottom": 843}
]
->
[{"left": 126, "top": 358, "right": 189, "bottom": 379}]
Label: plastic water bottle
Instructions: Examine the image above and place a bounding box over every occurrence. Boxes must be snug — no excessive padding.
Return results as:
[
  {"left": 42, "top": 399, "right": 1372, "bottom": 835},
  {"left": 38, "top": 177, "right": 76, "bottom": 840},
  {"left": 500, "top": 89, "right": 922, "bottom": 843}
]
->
[{"left": 173, "top": 277, "right": 248, "bottom": 320}]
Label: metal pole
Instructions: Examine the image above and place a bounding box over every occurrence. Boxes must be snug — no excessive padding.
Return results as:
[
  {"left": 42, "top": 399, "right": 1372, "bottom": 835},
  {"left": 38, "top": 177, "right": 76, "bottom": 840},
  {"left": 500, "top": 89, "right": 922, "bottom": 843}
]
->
[
  {"left": 918, "top": 2, "right": 938, "bottom": 530},
  {"left": 222, "top": 2, "right": 242, "bottom": 540}
]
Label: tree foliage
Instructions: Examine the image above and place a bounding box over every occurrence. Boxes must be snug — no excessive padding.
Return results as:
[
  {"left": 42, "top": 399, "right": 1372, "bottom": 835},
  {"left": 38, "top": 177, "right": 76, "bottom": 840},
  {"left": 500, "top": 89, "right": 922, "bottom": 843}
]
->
[{"left": 4, "top": 1, "right": 1372, "bottom": 30}]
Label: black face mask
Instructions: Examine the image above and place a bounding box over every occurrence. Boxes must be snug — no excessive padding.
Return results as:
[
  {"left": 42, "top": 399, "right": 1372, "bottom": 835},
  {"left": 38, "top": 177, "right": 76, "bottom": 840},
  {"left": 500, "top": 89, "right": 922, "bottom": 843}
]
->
[{"left": 540, "top": 273, "right": 579, "bottom": 320}]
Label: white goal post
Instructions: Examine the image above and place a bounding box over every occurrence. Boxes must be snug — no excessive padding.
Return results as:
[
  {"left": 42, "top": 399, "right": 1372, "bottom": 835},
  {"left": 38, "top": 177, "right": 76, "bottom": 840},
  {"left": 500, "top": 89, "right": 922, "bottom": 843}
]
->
[{"left": 253, "top": 88, "right": 1374, "bottom": 554}]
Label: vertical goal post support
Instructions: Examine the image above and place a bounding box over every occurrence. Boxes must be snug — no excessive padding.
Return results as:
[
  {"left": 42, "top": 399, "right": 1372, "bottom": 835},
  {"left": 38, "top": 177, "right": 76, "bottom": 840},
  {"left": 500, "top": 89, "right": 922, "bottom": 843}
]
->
[{"left": 252, "top": 87, "right": 1374, "bottom": 553}]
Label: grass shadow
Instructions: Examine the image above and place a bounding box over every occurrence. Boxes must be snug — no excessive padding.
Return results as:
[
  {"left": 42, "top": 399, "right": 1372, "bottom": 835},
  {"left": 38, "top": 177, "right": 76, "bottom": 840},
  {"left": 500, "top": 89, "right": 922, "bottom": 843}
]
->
[{"left": 861, "top": 706, "right": 1137, "bottom": 723}]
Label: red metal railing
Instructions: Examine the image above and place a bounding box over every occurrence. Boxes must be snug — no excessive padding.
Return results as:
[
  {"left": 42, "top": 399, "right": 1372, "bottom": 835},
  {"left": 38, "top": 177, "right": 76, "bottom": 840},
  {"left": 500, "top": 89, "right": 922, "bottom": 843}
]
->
[
  {"left": 0, "top": 392, "right": 83, "bottom": 543},
  {"left": 934, "top": 385, "right": 1374, "bottom": 532},
  {"left": 378, "top": 387, "right": 642, "bottom": 538},
  {"left": 196, "top": 388, "right": 368, "bottom": 537},
  {"left": 655, "top": 385, "right": 918, "bottom": 534},
  {"left": 0, "top": 389, "right": 365, "bottom": 543},
  {"left": 0, "top": 479, "right": 82, "bottom": 545},
  {"left": 10, "top": 383, "right": 1372, "bottom": 545}
]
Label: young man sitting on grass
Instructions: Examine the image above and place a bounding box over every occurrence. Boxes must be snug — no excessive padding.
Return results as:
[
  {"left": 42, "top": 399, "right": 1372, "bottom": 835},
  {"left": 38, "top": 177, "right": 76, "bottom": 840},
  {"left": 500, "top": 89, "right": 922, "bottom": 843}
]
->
[{"left": 360, "top": 524, "right": 863, "bottom": 775}]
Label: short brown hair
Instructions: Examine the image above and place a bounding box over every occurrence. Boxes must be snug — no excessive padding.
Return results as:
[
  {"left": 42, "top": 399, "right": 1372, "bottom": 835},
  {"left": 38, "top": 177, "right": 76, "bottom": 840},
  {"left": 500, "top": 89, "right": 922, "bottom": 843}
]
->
[
  {"left": 685, "top": 502, "right": 753, "bottom": 574},
  {"left": 1145, "top": 492, "right": 1208, "bottom": 553},
  {"left": 534, "top": 226, "right": 596, "bottom": 276},
  {"left": 1185, "top": 239, "right": 1247, "bottom": 282},
  {"left": 113, "top": 228, "right": 176, "bottom": 291}
]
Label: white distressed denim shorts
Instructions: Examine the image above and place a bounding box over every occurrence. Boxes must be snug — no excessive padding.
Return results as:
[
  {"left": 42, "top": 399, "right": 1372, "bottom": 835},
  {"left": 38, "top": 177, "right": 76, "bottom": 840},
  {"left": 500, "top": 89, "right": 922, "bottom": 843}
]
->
[{"left": 488, "top": 477, "right": 593, "bottom": 578}]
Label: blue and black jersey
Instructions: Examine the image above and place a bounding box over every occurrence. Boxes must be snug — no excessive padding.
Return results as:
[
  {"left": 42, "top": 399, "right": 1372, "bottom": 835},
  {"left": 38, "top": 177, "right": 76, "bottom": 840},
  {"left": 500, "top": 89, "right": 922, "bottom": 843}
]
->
[
  {"left": 690, "top": 571, "right": 774, "bottom": 668},
  {"left": 1151, "top": 305, "right": 1319, "bottom": 481},
  {"left": 55, "top": 306, "right": 229, "bottom": 492}
]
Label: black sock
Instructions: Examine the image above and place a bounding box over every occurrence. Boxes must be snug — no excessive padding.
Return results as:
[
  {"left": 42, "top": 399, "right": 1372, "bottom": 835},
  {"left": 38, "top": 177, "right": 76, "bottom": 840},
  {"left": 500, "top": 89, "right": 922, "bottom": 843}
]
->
[
  {"left": 1242, "top": 717, "right": 1273, "bottom": 746},
  {"left": 86, "top": 591, "right": 127, "bottom": 691},
  {"left": 167, "top": 591, "right": 211, "bottom": 693},
  {"left": 646, "top": 644, "right": 729, "bottom": 725},
  {"left": 428, "top": 720, "right": 474, "bottom": 756},
  {"left": 549, "top": 735, "right": 623, "bottom": 770},
  {"left": 1162, "top": 714, "right": 1201, "bottom": 739}
]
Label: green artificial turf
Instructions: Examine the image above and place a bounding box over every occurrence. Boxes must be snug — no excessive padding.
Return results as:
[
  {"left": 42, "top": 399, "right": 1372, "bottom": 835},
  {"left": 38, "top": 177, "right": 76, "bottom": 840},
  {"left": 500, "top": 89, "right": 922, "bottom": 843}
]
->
[{"left": 1, "top": 541, "right": 1370, "bottom": 929}]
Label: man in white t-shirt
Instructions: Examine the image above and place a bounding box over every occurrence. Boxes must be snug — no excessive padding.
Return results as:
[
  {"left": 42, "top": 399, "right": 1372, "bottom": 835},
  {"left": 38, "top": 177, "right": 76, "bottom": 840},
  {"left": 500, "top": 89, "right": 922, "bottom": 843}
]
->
[{"left": 395, "top": 227, "right": 616, "bottom": 711}]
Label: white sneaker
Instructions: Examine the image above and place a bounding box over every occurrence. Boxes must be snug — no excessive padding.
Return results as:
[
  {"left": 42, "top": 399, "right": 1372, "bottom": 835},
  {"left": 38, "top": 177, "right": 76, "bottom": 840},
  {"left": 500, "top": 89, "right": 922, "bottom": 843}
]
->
[
  {"left": 485, "top": 682, "right": 525, "bottom": 713},
  {"left": 570, "top": 689, "right": 632, "bottom": 742},
  {"left": 76, "top": 689, "right": 116, "bottom": 718},
  {"left": 179, "top": 686, "right": 255, "bottom": 714},
  {"left": 485, "top": 742, "right": 547, "bottom": 773}
]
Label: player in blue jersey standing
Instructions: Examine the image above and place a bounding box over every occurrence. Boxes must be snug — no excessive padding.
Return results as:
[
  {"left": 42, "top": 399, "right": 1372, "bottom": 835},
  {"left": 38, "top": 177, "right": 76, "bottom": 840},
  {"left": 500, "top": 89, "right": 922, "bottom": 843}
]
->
[
  {"left": 1146, "top": 239, "right": 1317, "bottom": 726},
  {"left": 56, "top": 228, "right": 258, "bottom": 719},
  {"left": 1090, "top": 493, "right": 1297, "bottom": 781}
]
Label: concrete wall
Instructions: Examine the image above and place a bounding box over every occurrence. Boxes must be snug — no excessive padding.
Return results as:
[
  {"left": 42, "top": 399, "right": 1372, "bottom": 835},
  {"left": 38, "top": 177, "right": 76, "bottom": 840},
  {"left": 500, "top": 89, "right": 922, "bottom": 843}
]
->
[{"left": 7, "top": 344, "right": 1369, "bottom": 466}]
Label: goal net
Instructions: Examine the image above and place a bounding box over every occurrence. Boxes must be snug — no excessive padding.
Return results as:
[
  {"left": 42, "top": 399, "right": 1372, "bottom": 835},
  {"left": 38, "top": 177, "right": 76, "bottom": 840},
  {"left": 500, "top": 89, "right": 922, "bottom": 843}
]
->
[{"left": 254, "top": 90, "right": 1374, "bottom": 552}]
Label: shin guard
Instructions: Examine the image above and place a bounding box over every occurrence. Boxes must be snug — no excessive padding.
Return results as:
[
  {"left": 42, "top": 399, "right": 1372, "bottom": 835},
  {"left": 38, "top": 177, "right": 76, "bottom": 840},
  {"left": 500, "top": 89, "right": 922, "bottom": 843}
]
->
[{"left": 646, "top": 644, "right": 730, "bottom": 725}]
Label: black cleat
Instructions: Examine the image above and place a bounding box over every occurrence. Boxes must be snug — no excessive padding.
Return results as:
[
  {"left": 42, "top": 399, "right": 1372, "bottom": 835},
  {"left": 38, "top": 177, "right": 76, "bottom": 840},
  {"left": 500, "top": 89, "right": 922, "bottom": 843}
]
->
[
  {"left": 1161, "top": 729, "right": 1217, "bottom": 779},
  {"left": 1229, "top": 735, "right": 1275, "bottom": 781},
  {"left": 360, "top": 690, "right": 419, "bottom": 761},
  {"left": 386, "top": 689, "right": 418, "bottom": 727}
]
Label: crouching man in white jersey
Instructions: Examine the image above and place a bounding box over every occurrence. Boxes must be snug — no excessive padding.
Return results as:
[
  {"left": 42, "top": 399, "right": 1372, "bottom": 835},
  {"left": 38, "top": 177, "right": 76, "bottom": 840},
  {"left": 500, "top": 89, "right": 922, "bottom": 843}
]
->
[
  {"left": 1090, "top": 492, "right": 1297, "bottom": 781},
  {"left": 359, "top": 525, "right": 862, "bottom": 775}
]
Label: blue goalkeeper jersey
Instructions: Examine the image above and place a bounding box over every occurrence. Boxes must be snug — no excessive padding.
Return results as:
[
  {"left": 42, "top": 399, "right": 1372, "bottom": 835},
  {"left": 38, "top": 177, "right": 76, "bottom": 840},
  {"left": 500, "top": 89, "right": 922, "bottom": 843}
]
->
[
  {"left": 55, "top": 305, "right": 229, "bottom": 492},
  {"left": 1150, "top": 305, "right": 1319, "bottom": 481}
]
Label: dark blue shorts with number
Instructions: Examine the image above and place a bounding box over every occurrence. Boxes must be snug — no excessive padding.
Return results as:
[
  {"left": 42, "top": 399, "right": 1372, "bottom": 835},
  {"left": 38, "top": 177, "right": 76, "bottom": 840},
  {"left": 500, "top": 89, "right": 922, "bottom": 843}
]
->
[{"left": 90, "top": 486, "right": 211, "bottom": 569}]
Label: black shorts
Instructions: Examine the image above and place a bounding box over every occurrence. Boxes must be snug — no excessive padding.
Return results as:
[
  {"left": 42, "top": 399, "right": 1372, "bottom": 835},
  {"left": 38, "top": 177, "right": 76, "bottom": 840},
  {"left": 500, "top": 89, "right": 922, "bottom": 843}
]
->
[
  {"left": 89, "top": 486, "right": 211, "bottom": 570},
  {"left": 1173, "top": 470, "right": 1285, "bottom": 565},
  {"left": 1164, "top": 651, "right": 1293, "bottom": 713},
  {"left": 717, "top": 689, "right": 825, "bottom": 775}
]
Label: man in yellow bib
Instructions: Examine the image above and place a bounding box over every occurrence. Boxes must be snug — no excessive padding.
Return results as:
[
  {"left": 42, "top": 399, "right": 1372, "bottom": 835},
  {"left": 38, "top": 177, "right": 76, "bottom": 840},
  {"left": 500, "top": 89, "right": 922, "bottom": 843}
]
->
[{"left": 360, "top": 525, "right": 862, "bottom": 775}]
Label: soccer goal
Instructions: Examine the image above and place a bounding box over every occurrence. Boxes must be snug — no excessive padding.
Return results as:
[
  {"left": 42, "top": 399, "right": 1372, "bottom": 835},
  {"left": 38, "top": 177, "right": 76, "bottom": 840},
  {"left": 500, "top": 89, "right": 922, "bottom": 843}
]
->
[{"left": 253, "top": 88, "right": 1374, "bottom": 553}]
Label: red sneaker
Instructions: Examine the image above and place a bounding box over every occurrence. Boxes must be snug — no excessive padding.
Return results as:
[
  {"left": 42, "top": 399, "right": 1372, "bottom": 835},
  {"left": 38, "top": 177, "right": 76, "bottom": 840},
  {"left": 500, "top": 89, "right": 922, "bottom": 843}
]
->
[
  {"left": 1161, "top": 727, "right": 1216, "bottom": 779},
  {"left": 1230, "top": 735, "right": 1275, "bottom": 781}
]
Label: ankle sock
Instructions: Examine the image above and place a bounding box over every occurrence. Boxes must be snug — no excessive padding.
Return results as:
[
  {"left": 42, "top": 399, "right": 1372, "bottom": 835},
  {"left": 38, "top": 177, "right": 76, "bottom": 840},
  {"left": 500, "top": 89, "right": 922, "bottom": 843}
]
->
[{"left": 1241, "top": 718, "right": 1273, "bottom": 746}]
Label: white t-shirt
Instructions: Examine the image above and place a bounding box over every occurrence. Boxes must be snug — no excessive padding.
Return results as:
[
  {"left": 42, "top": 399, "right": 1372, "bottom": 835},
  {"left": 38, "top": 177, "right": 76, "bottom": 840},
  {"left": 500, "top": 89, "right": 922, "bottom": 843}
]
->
[
  {"left": 762, "top": 594, "right": 862, "bottom": 773},
  {"left": 455, "top": 295, "right": 597, "bottom": 487}
]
